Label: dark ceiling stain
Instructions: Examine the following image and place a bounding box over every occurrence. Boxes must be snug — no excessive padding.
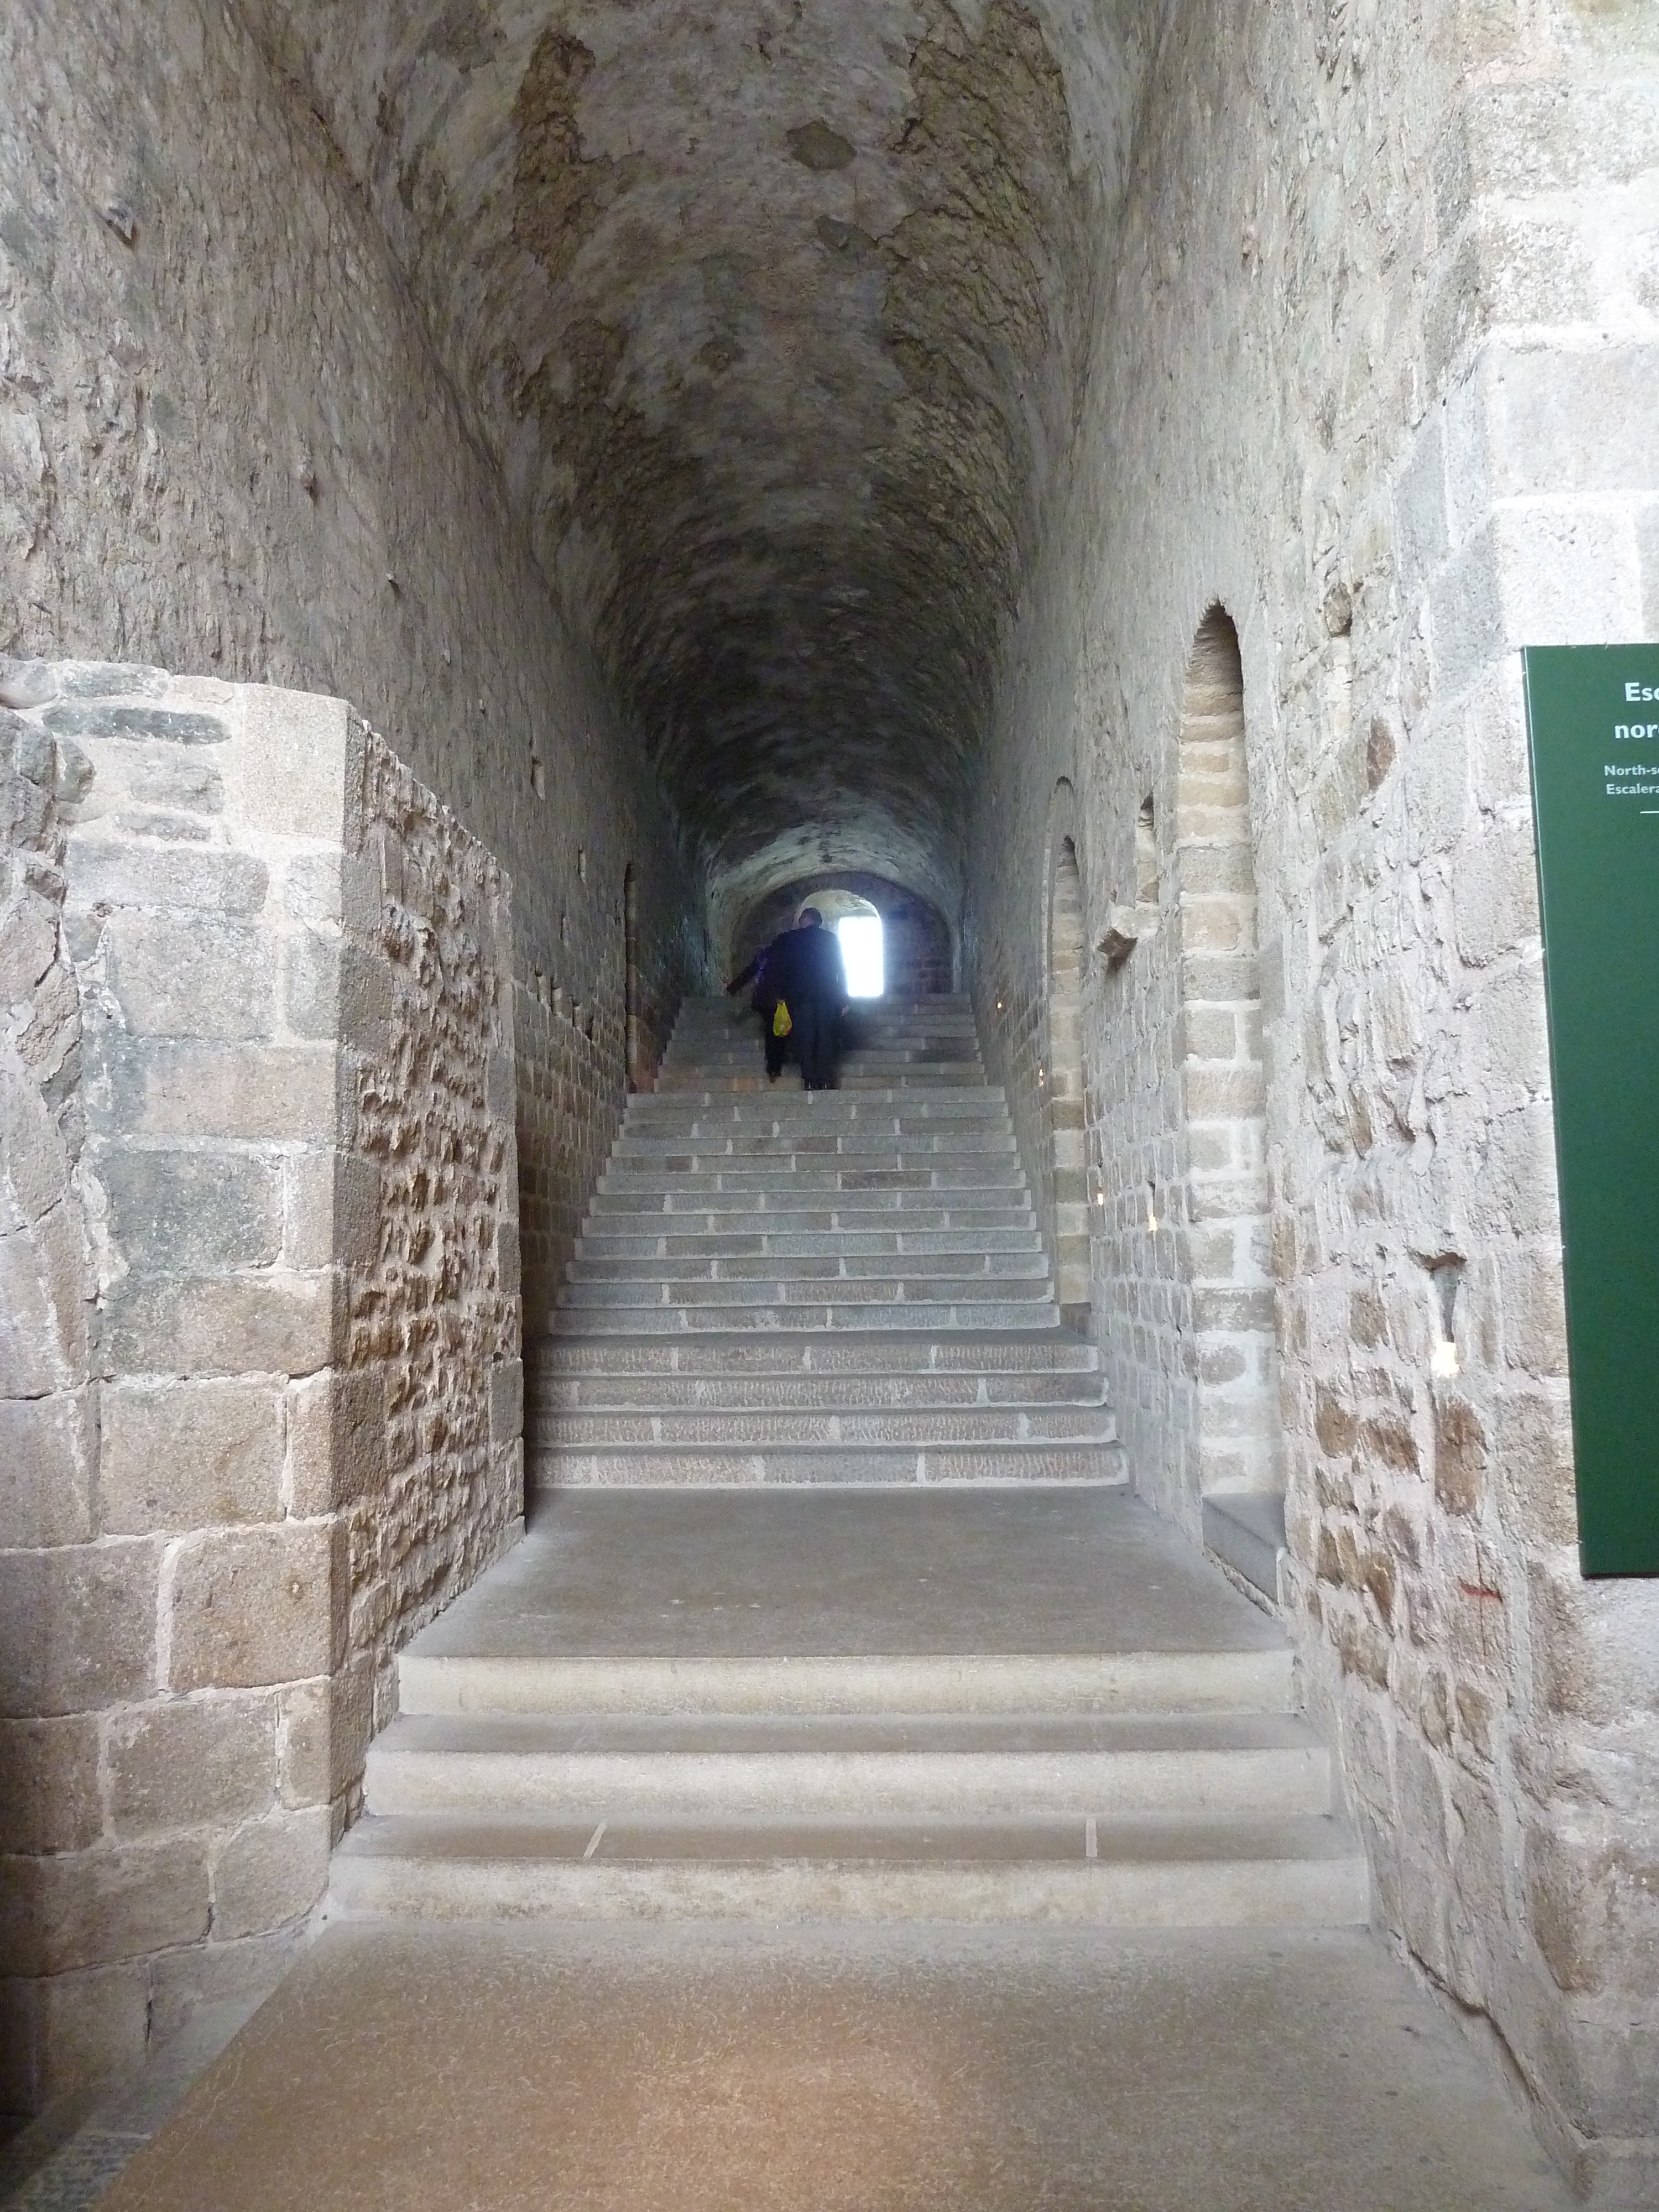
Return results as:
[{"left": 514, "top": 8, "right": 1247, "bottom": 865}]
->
[{"left": 786, "top": 119, "right": 857, "bottom": 170}]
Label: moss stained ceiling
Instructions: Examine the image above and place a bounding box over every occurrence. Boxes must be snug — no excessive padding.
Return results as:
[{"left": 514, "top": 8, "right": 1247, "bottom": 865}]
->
[{"left": 246, "top": 0, "right": 1155, "bottom": 916}]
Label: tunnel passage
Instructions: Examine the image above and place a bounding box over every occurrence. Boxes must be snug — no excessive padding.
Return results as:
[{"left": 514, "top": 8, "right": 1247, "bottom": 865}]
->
[{"left": 242, "top": 0, "right": 1140, "bottom": 906}]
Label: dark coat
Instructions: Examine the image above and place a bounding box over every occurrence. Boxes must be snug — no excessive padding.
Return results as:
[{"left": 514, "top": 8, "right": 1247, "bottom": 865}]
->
[{"left": 764, "top": 923, "right": 847, "bottom": 1009}]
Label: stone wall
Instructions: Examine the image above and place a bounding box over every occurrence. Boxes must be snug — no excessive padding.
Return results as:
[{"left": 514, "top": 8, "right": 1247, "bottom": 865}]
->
[
  {"left": 967, "top": 0, "right": 1659, "bottom": 2199},
  {"left": 0, "top": 664, "right": 519, "bottom": 2119},
  {"left": 0, "top": 0, "right": 708, "bottom": 1365}
]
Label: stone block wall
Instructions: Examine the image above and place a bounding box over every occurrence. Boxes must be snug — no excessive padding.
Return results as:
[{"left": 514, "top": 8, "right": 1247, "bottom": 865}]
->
[
  {"left": 0, "top": 0, "right": 708, "bottom": 1376},
  {"left": 0, "top": 662, "right": 519, "bottom": 2118},
  {"left": 968, "top": 1, "right": 1659, "bottom": 2199}
]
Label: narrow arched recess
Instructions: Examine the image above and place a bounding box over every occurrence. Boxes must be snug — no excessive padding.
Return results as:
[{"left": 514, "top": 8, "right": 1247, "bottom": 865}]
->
[
  {"left": 1046, "top": 828, "right": 1091, "bottom": 1318},
  {"left": 1176, "top": 609, "right": 1281, "bottom": 1503}
]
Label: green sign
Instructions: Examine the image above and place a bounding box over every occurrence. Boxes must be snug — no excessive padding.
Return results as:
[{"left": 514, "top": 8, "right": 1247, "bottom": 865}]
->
[{"left": 1525, "top": 644, "right": 1659, "bottom": 1575}]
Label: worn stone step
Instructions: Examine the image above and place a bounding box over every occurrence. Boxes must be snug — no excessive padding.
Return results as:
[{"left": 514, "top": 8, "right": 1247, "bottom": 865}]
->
[
  {"left": 656, "top": 1072, "right": 990, "bottom": 1091},
  {"left": 588, "top": 1190, "right": 1035, "bottom": 1220},
  {"left": 613, "top": 1131, "right": 1018, "bottom": 1160},
  {"left": 526, "top": 1440, "right": 1119, "bottom": 1484},
  {"left": 363, "top": 1710, "right": 1334, "bottom": 1820},
  {"left": 664, "top": 1062, "right": 990, "bottom": 1078},
  {"left": 574, "top": 1228, "right": 1045, "bottom": 1260},
  {"left": 531, "top": 1404, "right": 1115, "bottom": 1447},
  {"left": 328, "top": 1809, "right": 1368, "bottom": 1927},
  {"left": 533, "top": 1330, "right": 1100, "bottom": 1376},
  {"left": 639, "top": 1087, "right": 1006, "bottom": 1113},
  {"left": 399, "top": 1643, "right": 1294, "bottom": 1720},
  {"left": 659, "top": 1029, "right": 982, "bottom": 1043},
  {"left": 552, "top": 1303, "right": 1062, "bottom": 1335},
  {"left": 598, "top": 1164, "right": 1030, "bottom": 1193},
  {"left": 527, "top": 1369, "right": 1107, "bottom": 1411},
  {"left": 561, "top": 1278, "right": 1056, "bottom": 1314},
  {"left": 626, "top": 1097, "right": 1008, "bottom": 1126},
  {"left": 566, "top": 1251, "right": 1051, "bottom": 1285}
]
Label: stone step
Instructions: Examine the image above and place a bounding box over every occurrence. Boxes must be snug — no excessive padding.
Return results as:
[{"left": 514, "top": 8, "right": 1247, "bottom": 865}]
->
[
  {"left": 531, "top": 1405, "right": 1115, "bottom": 1446},
  {"left": 612, "top": 1132, "right": 1018, "bottom": 1160},
  {"left": 625, "top": 1097, "right": 1008, "bottom": 1125},
  {"left": 575, "top": 1228, "right": 1045, "bottom": 1259},
  {"left": 564, "top": 1272, "right": 1054, "bottom": 1306},
  {"left": 637, "top": 1087, "right": 1006, "bottom": 1113},
  {"left": 528, "top": 1439, "right": 1120, "bottom": 1483},
  {"left": 362, "top": 1710, "right": 1334, "bottom": 1820},
  {"left": 533, "top": 1329, "right": 1100, "bottom": 1376},
  {"left": 327, "top": 1808, "right": 1369, "bottom": 1927},
  {"left": 667, "top": 1057, "right": 987, "bottom": 1076},
  {"left": 528, "top": 1369, "right": 1108, "bottom": 1411},
  {"left": 397, "top": 1646, "right": 1295, "bottom": 1720},
  {"left": 566, "top": 1251, "right": 1051, "bottom": 1285},
  {"left": 668, "top": 1022, "right": 980, "bottom": 1037},
  {"left": 587, "top": 1191, "right": 1035, "bottom": 1221},
  {"left": 551, "top": 1303, "right": 1062, "bottom": 1335},
  {"left": 655, "top": 1072, "right": 990, "bottom": 1092},
  {"left": 660, "top": 1047, "right": 984, "bottom": 1064},
  {"left": 598, "top": 1164, "right": 1030, "bottom": 1193},
  {"left": 675, "top": 1001, "right": 974, "bottom": 1022}
]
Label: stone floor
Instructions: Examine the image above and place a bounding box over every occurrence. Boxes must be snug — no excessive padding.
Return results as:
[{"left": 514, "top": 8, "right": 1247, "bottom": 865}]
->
[
  {"left": 6, "top": 1492, "right": 1577, "bottom": 2209},
  {"left": 408, "top": 1486, "right": 1285, "bottom": 1659},
  {"left": 85, "top": 1921, "right": 1571, "bottom": 2212},
  {"left": 0, "top": 1988, "right": 277, "bottom": 2212}
]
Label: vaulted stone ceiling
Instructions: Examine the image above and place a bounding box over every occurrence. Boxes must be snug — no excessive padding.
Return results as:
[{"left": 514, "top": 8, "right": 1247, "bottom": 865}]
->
[{"left": 246, "top": 0, "right": 1154, "bottom": 915}]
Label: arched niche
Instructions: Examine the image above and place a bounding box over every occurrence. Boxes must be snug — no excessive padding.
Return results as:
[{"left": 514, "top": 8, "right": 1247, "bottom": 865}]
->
[
  {"left": 1045, "top": 815, "right": 1091, "bottom": 1317},
  {"left": 1175, "top": 607, "right": 1280, "bottom": 1503}
]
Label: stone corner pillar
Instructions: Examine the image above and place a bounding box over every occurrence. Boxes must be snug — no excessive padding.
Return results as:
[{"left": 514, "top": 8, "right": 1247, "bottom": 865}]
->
[{"left": 0, "top": 660, "right": 520, "bottom": 2119}]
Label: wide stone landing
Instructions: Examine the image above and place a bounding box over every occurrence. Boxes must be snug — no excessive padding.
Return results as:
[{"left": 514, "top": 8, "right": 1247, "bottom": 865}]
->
[
  {"left": 93, "top": 1923, "right": 1574, "bottom": 2212},
  {"left": 331, "top": 1489, "right": 1368, "bottom": 1927}
]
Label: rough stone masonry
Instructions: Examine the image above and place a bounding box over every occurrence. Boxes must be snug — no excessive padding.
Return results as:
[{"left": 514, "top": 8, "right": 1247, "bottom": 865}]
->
[
  {"left": 2, "top": 0, "right": 1657, "bottom": 2198},
  {"left": 0, "top": 661, "right": 524, "bottom": 2110}
]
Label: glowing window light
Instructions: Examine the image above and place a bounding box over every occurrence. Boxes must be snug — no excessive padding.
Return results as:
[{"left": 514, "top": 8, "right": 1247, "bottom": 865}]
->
[{"left": 837, "top": 915, "right": 884, "bottom": 998}]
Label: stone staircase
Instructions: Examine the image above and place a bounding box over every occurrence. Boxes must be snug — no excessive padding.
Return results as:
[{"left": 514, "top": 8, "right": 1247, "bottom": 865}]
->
[
  {"left": 525, "top": 994, "right": 1123, "bottom": 1486},
  {"left": 328, "top": 997, "right": 1367, "bottom": 1932}
]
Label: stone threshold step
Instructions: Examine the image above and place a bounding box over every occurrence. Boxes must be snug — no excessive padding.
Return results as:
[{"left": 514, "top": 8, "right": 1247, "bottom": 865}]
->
[
  {"left": 529, "top": 1407, "right": 1116, "bottom": 1446},
  {"left": 533, "top": 1330, "right": 1099, "bottom": 1374},
  {"left": 397, "top": 1647, "right": 1295, "bottom": 1719},
  {"left": 364, "top": 1709, "right": 1333, "bottom": 1819},
  {"left": 528, "top": 1373, "right": 1109, "bottom": 1411},
  {"left": 327, "top": 1811, "right": 1369, "bottom": 1927}
]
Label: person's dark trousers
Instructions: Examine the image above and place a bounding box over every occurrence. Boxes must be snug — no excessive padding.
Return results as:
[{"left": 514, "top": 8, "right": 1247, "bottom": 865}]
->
[
  {"left": 794, "top": 999, "right": 838, "bottom": 1088},
  {"left": 764, "top": 1021, "right": 788, "bottom": 1079}
]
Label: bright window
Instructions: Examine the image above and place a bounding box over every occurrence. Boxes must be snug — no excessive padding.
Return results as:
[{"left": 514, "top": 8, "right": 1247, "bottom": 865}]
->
[{"left": 837, "top": 914, "right": 884, "bottom": 998}]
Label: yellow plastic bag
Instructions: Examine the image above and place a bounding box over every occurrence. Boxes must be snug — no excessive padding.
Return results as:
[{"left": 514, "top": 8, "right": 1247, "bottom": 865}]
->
[{"left": 773, "top": 1000, "right": 792, "bottom": 1037}]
